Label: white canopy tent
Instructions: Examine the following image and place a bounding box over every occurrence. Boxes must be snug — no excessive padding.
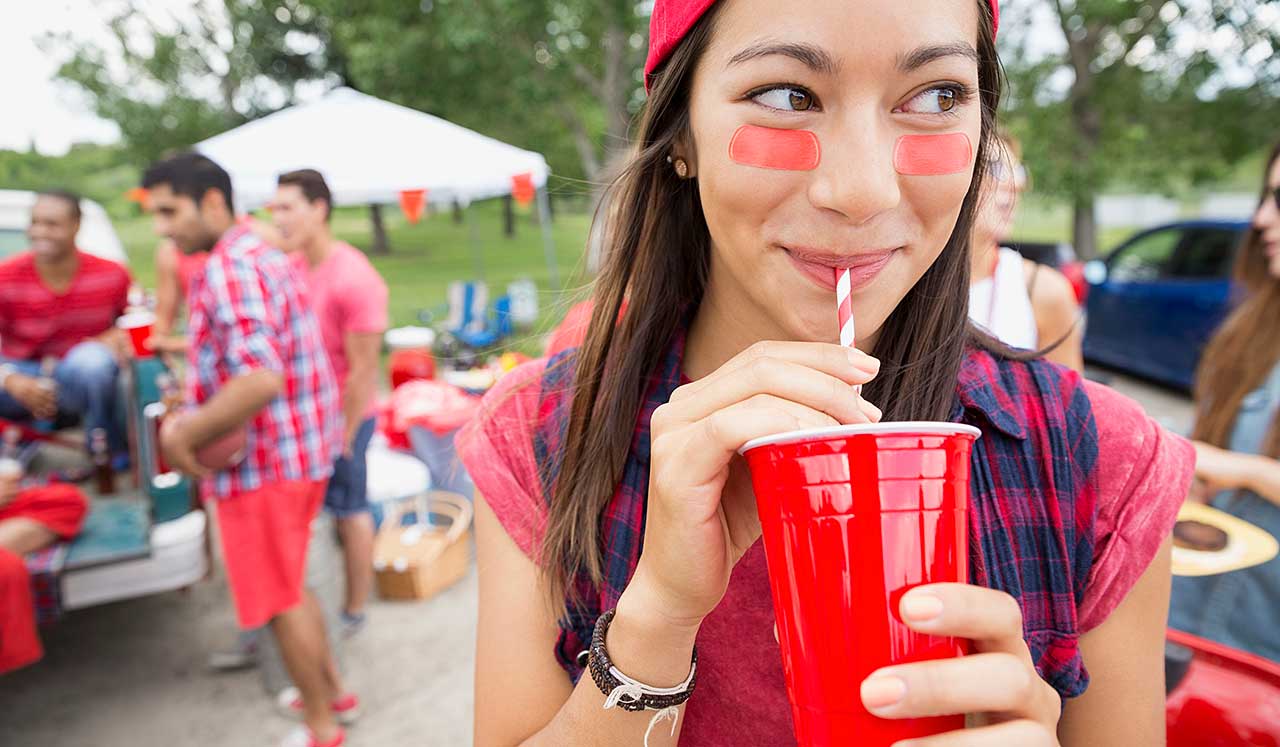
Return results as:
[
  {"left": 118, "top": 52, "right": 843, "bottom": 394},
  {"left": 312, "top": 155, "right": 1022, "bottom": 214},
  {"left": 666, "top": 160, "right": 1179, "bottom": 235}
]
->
[{"left": 195, "top": 87, "right": 557, "bottom": 282}]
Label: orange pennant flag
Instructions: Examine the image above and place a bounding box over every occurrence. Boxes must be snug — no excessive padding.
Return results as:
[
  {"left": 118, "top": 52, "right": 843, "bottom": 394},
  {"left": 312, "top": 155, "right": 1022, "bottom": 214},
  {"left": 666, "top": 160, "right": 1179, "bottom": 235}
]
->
[
  {"left": 125, "top": 187, "right": 150, "bottom": 209},
  {"left": 399, "top": 189, "right": 427, "bottom": 224},
  {"left": 511, "top": 173, "right": 535, "bottom": 206}
]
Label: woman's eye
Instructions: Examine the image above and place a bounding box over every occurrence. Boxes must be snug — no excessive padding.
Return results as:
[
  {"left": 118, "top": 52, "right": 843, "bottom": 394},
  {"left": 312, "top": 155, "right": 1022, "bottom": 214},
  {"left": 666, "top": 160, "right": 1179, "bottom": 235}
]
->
[
  {"left": 901, "top": 87, "right": 962, "bottom": 115},
  {"left": 752, "top": 86, "right": 817, "bottom": 112}
]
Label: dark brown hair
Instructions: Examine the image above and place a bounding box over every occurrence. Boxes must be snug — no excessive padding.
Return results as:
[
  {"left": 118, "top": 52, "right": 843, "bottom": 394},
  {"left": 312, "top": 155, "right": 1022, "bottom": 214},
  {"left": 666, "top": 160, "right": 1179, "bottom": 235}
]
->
[
  {"left": 277, "top": 168, "right": 333, "bottom": 221},
  {"left": 143, "top": 152, "right": 234, "bottom": 210},
  {"left": 1192, "top": 139, "right": 1280, "bottom": 457},
  {"left": 542, "top": 1, "right": 1004, "bottom": 605},
  {"left": 35, "top": 189, "right": 82, "bottom": 222}
]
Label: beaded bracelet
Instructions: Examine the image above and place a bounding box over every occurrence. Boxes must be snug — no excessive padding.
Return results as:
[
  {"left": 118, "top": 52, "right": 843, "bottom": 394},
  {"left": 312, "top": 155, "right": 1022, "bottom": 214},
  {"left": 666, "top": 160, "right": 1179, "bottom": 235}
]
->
[{"left": 587, "top": 608, "right": 699, "bottom": 713}]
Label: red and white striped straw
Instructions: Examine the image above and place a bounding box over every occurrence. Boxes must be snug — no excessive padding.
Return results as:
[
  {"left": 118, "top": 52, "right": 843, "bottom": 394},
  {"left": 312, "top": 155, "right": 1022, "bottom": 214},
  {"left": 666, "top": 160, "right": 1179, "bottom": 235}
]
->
[
  {"left": 835, "top": 267, "right": 862, "bottom": 396},
  {"left": 835, "top": 268, "right": 855, "bottom": 348}
]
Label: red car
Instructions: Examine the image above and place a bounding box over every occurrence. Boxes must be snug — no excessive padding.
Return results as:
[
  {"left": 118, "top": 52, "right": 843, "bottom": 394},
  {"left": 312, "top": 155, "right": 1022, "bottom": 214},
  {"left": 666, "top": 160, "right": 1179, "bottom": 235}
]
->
[{"left": 1166, "top": 628, "right": 1280, "bottom": 745}]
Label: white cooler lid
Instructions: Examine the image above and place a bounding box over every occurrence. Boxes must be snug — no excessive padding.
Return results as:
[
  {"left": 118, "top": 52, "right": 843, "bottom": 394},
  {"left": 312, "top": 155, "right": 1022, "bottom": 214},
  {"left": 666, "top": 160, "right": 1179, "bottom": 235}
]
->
[{"left": 385, "top": 326, "right": 436, "bottom": 350}]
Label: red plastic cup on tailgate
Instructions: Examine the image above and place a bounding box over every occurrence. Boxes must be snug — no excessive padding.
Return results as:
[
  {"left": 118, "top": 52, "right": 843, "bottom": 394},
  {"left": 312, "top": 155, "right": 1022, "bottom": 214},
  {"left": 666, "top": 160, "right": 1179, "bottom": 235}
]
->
[
  {"left": 741, "top": 421, "right": 981, "bottom": 746},
  {"left": 117, "top": 311, "right": 156, "bottom": 359}
]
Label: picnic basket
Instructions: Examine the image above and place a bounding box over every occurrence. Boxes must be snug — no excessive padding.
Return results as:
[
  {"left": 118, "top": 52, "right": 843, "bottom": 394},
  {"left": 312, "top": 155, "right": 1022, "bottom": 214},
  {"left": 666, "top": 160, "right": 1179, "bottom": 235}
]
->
[{"left": 373, "top": 490, "right": 472, "bottom": 601}]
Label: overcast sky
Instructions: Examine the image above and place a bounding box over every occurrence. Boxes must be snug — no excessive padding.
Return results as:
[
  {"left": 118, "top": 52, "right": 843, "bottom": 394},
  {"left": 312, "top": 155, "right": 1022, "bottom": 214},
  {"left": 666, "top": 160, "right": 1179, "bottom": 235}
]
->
[{"left": 1, "top": 1, "right": 127, "bottom": 154}]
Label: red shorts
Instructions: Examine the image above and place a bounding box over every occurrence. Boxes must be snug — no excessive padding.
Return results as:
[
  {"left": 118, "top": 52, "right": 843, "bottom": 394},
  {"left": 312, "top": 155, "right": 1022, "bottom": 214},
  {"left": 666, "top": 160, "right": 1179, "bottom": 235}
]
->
[
  {"left": 0, "top": 484, "right": 88, "bottom": 539},
  {"left": 214, "top": 480, "right": 325, "bottom": 629}
]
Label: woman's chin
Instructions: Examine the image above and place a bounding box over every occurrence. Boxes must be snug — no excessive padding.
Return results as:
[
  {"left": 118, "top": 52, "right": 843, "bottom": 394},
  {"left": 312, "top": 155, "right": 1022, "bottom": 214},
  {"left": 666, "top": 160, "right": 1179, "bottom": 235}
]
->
[
  {"left": 767, "top": 303, "right": 838, "bottom": 344},
  {"left": 1268, "top": 252, "right": 1280, "bottom": 280}
]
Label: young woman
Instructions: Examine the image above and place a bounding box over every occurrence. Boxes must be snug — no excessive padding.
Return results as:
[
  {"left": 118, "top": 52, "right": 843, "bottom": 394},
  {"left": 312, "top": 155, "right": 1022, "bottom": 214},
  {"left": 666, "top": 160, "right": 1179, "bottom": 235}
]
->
[
  {"left": 458, "top": 1, "right": 1193, "bottom": 744},
  {"left": 1170, "top": 139, "right": 1280, "bottom": 663},
  {"left": 969, "top": 136, "right": 1084, "bottom": 370}
]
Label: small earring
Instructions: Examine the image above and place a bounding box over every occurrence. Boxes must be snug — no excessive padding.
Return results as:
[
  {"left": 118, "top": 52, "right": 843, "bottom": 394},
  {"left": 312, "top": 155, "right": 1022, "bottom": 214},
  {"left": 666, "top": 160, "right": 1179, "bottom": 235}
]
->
[{"left": 673, "top": 157, "right": 689, "bottom": 179}]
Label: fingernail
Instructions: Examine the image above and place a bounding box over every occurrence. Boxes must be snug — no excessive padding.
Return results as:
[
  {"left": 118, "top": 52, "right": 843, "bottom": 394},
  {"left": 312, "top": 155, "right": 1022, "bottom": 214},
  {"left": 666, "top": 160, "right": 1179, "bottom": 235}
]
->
[
  {"left": 901, "top": 591, "right": 944, "bottom": 622},
  {"left": 861, "top": 676, "right": 907, "bottom": 709},
  {"left": 849, "top": 351, "right": 880, "bottom": 373}
]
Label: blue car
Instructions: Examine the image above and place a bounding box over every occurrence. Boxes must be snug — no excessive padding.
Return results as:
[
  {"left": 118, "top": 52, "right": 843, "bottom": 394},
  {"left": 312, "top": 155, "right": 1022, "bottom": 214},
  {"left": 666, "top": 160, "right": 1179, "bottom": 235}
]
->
[{"left": 1083, "top": 220, "right": 1251, "bottom": 391}]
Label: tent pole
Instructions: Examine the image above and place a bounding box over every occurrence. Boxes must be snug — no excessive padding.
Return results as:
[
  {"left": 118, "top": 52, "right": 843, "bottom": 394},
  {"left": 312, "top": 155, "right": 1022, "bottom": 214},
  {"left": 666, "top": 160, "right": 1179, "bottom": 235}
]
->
[
  {"left": 466, "top": 203, "right": 485, "bottom": 282},
  {"left": 537, "top": 187, "right": 560, "bottom": 288}
]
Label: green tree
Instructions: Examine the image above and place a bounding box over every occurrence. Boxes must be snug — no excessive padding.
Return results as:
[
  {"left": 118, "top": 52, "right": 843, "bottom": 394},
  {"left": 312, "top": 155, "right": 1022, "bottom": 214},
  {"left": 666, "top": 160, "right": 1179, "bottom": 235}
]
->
[
  {"left": 44, "top": 0, "right": 348, "bottom": 164},
  {"left": 1000, "top": 0, "right": 1280, "bottom": 258},
  {"left": 310, "top": 0, "right": 650, "bottom": 185},
  {"left": 0, "top": 144, "right": 138, "bottom": 215}
]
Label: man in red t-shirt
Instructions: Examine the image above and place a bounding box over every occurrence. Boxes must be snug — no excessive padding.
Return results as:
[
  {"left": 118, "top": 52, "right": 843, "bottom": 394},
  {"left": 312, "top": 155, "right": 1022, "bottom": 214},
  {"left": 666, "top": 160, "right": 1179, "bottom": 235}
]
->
[
  {"left": 0, "top": 191, "right": 132, "bottom": 459},
  {"left": 275, "top": 168, "right": 388, "bottom": 637}
]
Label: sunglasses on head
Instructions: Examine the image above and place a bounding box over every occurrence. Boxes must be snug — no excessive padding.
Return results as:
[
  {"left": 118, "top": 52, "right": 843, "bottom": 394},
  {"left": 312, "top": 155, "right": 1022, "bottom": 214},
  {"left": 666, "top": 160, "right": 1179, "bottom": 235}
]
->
[{"left": 989, "top": 158, "right": 1028, "bottom": 187}]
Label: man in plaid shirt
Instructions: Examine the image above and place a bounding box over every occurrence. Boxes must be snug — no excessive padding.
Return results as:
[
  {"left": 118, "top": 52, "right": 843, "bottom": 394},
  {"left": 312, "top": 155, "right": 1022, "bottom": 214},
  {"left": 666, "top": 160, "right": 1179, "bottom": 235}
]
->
[{"left": 146, "top": 153, "right": 354, "bottom": 747}]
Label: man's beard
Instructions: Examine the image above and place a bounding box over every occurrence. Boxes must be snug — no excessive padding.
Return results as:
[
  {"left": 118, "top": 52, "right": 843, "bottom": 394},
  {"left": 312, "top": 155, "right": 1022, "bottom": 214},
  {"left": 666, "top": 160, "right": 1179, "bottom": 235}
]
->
[{"left": 180, "top": 229, "right": 220, "bottom": 256}]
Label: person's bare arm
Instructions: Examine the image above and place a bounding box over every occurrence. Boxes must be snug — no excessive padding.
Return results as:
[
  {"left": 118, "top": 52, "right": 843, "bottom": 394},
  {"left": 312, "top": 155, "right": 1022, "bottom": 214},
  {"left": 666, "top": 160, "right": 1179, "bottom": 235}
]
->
[
  {"left": 1058, "top": 537, "right": 1172, "bottom": 746},
  {"left": 1026, "top": 261, "right": 1085, "bottom": 372},
  {"left": 1192, "top": 440, "right": 1280, "bottom": 507},
  {"left": 183, "top": 368, "right": 281, "bottom": 444},
  {"left": 340, "top": 331, "right": 381, "bottom": 453},
  {"left": 161, "top": 369, "right": 281, "bottom": 478},
  {"left": 153, "top": 242, "right": 181, "bottom": 338},
  {"left": 476, "top": 343, "right": 881, "bottom": 745},
  {"left": 474, "top": 494, "right": 697, "bottom": 746}
]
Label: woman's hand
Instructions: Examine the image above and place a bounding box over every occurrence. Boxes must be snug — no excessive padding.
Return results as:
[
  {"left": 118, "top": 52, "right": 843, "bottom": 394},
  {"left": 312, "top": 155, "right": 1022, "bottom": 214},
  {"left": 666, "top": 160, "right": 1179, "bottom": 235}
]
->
[
  {"left": 860, "top": 584, "right": 1061, "bottom": 746},
  {"left": 1191, "top": 440, "right": 1256, "bottom": 498},
  {"left": 625, "top": 341, "right": 881, "bottom": 631}
]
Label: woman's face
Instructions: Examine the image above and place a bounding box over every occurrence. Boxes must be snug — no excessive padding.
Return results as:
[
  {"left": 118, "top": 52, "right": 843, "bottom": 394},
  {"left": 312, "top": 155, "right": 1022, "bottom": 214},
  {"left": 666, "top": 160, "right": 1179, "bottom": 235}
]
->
[
  {"left": 685, "top": 0, "right": 983, "bottom": 347},
  {"left": 974, "top": 141, "right": 1025, "bottom": 249},
  {"left": 1255, "top": 156, "right": 1280, "bottom": 279}
]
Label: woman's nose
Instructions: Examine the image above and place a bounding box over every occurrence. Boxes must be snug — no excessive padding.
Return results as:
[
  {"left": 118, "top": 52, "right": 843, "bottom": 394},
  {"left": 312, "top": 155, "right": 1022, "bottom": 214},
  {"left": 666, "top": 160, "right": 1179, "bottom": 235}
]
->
[
  {"left": 1255, "top": 191, "right": 1279, "bottom": 230},
  {"left": 807, "top": 118, "right": 901, "bottom": 226}
]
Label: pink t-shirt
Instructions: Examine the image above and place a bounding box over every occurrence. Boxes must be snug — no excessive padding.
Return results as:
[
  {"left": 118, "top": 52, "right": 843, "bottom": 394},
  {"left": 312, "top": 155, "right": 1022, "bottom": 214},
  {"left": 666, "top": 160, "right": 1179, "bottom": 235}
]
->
[
  {"left": 292, "top": 242, "right": 388, "bottom": 420},
  {"left": 457, "top": 358, "right": 1193, "bottom": 744}
]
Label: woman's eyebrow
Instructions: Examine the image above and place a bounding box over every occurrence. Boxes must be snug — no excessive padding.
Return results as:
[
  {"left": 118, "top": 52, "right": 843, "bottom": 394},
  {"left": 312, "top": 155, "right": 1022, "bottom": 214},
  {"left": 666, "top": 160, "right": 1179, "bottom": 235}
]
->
[
  {"left": 727, "top": 41, "right": 837, "bottom": 76},
  {"left": 897, "top": 42, "right": 979, "bottom": 73}
]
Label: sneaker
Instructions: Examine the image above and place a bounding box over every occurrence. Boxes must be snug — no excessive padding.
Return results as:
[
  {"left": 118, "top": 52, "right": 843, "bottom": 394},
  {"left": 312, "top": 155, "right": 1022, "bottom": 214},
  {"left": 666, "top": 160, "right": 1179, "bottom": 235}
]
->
[
  {"left": 339, "top": 611, "right": 366, "bottom": 639},
  {"left": 207, "top": 629, "right": 261, "bottom": 671},
  {"left": 276, "top": 686, "right": 362, "bottom": 726},
  {"left": 279, "top": 725, "right": 344, "bottom": 747}
]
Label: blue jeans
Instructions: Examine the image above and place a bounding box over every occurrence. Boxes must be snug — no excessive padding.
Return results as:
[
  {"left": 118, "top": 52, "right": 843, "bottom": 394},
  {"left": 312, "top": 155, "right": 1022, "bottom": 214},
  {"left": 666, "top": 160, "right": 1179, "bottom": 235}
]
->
[
  {"left": 324, "top": 417, "right": 376, "bottom": 518},
  {"left": 0, "top": 342, "right": 127, "bottom": 455}
]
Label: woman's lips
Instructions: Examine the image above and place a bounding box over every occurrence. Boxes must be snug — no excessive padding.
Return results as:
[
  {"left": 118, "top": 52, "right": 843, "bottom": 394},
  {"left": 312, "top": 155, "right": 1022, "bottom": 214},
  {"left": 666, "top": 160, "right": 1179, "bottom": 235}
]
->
[{"left": 784, "top": 247, "right": 897, "bottom": 292}]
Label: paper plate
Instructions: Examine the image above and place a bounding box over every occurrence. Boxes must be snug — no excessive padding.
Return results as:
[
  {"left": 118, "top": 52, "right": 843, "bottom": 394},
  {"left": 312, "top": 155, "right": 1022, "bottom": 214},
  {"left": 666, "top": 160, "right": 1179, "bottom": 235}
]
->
[{"left": 1171, "top": 501, "right": 1279, "bottom": 577}]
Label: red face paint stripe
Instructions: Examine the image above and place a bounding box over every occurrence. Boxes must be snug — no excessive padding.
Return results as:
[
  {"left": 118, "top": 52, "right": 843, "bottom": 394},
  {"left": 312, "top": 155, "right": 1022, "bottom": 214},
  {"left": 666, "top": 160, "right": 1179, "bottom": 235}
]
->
[
  {"left": 729, "top": 125, "right": 821, "bottom": 171},
  {"left": 893, "top": 133, "right": 973, "bottom": 176}
]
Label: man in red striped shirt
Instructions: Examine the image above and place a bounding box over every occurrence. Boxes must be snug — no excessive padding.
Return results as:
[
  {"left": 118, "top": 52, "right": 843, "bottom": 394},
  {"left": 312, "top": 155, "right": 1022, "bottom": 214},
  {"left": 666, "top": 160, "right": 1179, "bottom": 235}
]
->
[
  {"left": 147, "top": 153, "right": 352, "bottom": 747},
  {"left": 0, "top": 191, "right": 132, "bottom": 460}
]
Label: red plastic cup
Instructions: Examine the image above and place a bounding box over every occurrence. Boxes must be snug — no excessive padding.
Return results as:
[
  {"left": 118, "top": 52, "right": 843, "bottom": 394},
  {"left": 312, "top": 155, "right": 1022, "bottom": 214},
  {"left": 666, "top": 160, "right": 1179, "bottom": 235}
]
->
[
  {"left": 741, "top": 421, "right": 981, "bottom": 746},
  {"left": 117, "top": 311, "right": 156, "bottom": 359},
  {"left": 389, "top": 348, "right": 436, "bottom": 389}
]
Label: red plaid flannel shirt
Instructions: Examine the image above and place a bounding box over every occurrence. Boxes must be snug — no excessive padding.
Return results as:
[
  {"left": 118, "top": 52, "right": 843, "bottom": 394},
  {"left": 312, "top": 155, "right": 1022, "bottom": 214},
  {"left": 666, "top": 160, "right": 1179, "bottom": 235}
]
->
[{"left": 185, "top": 224, "right": 340, "bottom": 498}]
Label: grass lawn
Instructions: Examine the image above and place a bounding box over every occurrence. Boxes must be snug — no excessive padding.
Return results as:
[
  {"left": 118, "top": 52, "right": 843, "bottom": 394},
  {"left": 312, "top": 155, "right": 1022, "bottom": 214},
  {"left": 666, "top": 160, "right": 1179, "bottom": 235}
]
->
[{"left": 115, "top": 199, "right": 597, "bottom": 355}]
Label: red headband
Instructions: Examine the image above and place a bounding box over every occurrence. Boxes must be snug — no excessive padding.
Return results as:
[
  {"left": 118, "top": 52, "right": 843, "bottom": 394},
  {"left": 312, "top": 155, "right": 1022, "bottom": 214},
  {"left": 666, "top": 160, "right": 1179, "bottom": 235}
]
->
[{"left": 644, "top": 0, "right": 1000, "bottom": 88}]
